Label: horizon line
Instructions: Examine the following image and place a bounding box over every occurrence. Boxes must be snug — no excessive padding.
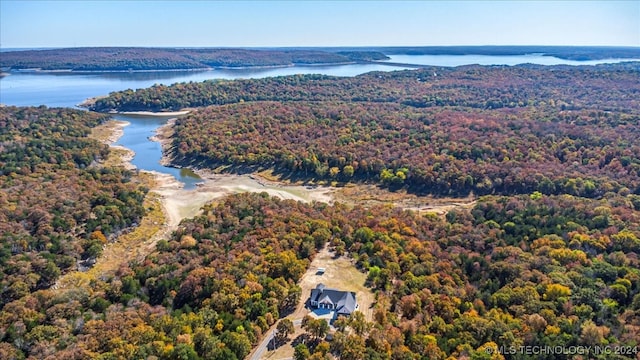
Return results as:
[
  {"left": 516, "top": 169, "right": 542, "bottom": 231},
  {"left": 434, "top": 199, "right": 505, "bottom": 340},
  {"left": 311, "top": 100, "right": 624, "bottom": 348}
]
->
[{"left": 2, "top": 44, "right": 640, "bottom": 50}]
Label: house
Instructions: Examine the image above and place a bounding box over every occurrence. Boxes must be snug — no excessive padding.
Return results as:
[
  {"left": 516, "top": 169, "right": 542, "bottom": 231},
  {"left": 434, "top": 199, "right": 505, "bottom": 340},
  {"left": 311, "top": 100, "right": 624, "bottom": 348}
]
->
[{"left": 309, "top": 284, "right": 357, "bottom": 316}]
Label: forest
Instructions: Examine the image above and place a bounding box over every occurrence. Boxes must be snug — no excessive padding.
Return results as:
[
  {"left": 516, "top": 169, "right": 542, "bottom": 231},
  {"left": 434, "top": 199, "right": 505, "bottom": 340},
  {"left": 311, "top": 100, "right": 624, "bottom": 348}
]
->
[
  {"left": 0, "top": 48, "right": 388, "bottom": 71},
  {"left": 91, "top": 63, "right": 640, "bottom": 197},
  {"left": 1, "top": 191, "right": 638, "bottom": 359},
  {"left": 2, "top": 61, "right": 640, "bottom": 360},
  {"left": 0, "top": 106, "right": 147, "bottom": 308}
]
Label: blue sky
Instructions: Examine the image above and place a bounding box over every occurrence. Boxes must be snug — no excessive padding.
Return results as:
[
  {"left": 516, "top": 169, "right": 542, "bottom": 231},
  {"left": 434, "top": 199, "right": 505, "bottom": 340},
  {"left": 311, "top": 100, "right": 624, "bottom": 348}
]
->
[{"left": 1, "top": 1, "right": 638, "bottom": 48}]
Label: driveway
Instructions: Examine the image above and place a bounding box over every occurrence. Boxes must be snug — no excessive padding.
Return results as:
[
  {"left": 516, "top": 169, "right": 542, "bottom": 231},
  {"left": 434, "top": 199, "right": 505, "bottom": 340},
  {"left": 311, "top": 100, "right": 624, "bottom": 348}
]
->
[{"left": 247, "top": 319, "right": 302, "bottom": 360}]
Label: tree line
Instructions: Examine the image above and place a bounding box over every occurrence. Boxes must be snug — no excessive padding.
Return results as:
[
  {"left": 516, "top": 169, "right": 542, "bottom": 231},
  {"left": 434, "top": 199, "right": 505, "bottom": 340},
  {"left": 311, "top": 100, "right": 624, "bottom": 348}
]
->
[{"left": 0, "top": 48, "right": 388, "bottom": 72}]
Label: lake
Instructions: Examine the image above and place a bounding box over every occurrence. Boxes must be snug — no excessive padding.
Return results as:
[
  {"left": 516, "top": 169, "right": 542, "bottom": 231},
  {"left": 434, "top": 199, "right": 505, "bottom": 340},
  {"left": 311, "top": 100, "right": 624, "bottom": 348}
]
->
[
  {"left": 385, "top": 54, "right": 640, "bottom": 67},
  {"left": 111, "top": 113, "right": 203, "bottom": 189},
  {"left": 1, "top": 54, "right": 636, "bottom": 188},
  {"left": 0, "top": 63, "right": 413, "bottom": 108},
  {"left": 1, "top": 62, "right": 414, "bottom": 188}
]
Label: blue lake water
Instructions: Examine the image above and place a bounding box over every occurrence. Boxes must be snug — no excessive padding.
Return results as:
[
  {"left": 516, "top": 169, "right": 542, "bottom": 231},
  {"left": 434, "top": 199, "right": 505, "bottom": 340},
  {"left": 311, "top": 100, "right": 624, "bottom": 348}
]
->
[
  {"left": 111, "top": 113, "right": 203, "bottom": 189},
  {"left": 0, "top": 63, "right": 413, "bottom": 108},
  {"left": 2, "top": 55, "right": 637, "bottom": 188},
  {"left": 1, "top": 63, "right": 414, "bottom": 188},
  {"left": 385, "top": 54, "right": 640, "bottom": 67}
]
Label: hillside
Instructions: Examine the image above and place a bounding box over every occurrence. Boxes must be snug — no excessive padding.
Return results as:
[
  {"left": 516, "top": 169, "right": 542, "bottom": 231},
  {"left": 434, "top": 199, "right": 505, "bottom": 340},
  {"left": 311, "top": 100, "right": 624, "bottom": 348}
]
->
[
  {"left": 0, "top": 47, "right": 388, "bottom": 72},
  {"left": 91, "top": 63, "right": 640, "bottom": 197},
  {"left": 1, "top": 191, "right": 639, "bottom": 359},
  {"left": 0, "top": 106, "right": 147, "bottom": 307}
]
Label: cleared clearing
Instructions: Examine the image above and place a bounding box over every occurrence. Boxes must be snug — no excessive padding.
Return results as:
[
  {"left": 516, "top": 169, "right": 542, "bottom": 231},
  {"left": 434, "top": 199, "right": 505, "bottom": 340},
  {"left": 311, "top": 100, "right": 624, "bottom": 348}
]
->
[
  {"left": 294, "top": 245, "right": 375, "bottom": 321},
  {"left": 254, "top": 245, "right": 375, "bottom": 360},
  {"left": 335, "top": 183, "right": 476, "bottom": 215}
]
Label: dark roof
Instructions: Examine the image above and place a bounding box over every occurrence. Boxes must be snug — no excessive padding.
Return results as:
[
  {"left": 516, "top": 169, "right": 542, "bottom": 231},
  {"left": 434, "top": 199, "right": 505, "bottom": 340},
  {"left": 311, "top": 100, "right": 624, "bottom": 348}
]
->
[{"left": 310, "top": 285, "right": 357, "bottom": 315}]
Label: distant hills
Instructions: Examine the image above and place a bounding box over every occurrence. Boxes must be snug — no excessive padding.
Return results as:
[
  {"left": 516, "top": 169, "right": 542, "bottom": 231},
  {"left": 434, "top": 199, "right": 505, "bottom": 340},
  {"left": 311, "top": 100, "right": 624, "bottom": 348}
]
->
[
  {"left": 310, "top": 45, "right": 640, "bottom": 61},
  {"left": 1, "top": 46, "right": 638, "bottom": 72},
  {"left": 0, "top": 47, "right": 388, "bottom": 72}
]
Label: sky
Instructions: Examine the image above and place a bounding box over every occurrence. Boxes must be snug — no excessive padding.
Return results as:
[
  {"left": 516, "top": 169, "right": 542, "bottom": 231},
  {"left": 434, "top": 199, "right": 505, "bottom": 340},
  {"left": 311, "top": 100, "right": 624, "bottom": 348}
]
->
[{"left": 1, "top": 0, "right": 638, "bottom": 48}]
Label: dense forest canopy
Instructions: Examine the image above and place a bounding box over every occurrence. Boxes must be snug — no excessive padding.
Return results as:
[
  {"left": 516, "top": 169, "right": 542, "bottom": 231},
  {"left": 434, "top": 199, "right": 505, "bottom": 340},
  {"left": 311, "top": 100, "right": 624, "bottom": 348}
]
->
[
  {"left": 266, "top": 46, "right": 640, "bottom": 61},
  {"left": 91, "top": 63, "right": 640, "bottom": 197},
  {"left": 0, "top": 47, "right": 389, "bottom": 71},
  {"left": 0, "top": 106, "right": 147, "bottom": 308},
  {"left": 2, "top": 56, "right": 640, "bottom": 360},
  {"left": 1, "top": 191, "right": 638, "bottom": 359}
]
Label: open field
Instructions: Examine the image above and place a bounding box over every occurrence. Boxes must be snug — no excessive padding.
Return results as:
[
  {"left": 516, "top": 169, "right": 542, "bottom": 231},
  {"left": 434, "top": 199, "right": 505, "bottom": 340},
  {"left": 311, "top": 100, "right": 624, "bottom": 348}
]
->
[
  {"left": 334, "top": 183, "right": 476, "bottom": 215},
  {"left": 294, "top": 245, "right": 374, "bottom": 321}
]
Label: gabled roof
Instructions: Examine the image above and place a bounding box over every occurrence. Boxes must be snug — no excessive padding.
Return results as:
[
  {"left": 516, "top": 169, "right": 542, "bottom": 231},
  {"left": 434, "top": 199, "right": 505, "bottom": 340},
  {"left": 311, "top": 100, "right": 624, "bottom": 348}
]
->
[{"left": 310, "top": 284, "right": 357, "bottom": 315}]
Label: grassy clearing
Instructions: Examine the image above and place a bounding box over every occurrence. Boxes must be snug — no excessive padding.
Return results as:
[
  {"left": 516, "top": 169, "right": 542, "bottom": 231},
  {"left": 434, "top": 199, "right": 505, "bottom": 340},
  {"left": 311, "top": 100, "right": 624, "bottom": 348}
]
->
[
  {"left": 335, "top": 184, "right": 475, "bottom": 215},
  {"left": 90, "top": 120, "right": 118, "bottom": 142},
  {"left": 102, "top": 147, "right": 134, "bottom": 168},
  {"left": 256, "top": 169, "right": 281, "bottom": 182},
  {"left": 297, "top": 246, "right": 375, "bottom": 320},
  {"left": 90, "top": 119, "right": 127, "bottom": 143}
]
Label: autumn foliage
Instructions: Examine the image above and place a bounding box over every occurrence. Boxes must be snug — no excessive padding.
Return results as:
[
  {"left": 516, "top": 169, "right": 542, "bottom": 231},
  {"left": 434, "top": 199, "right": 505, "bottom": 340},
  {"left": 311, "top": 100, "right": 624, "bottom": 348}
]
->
[
  {"left": 2, "top": 62, "right": 640, "bottom": 359},
  {"left": 0, "top": 106, "right": 147, "bottom": 307},
  {"left": 1, "top": 191, "right": 638, "bottom": 359},
  {"left": 93, "top": 64, "right": 640, "bottom": 197}
]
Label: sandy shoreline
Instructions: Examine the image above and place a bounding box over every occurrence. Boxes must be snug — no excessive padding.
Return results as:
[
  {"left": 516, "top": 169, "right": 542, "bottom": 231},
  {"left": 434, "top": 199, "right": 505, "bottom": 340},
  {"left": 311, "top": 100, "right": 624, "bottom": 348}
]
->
[
  {"left": 104, "top": 113, "right": 470, "bottom": 243},
  {"left": 103, "top": 120, "right": 129, "bottom": 143},
  {"left": 107, "top": 115, "right": 336, "bottom": 229},
  {"left": 95, "top": 120, "right": 136, "bottom": 170},
  {"left": 118, "top": 116, "right": 467, "bottom": 229}
]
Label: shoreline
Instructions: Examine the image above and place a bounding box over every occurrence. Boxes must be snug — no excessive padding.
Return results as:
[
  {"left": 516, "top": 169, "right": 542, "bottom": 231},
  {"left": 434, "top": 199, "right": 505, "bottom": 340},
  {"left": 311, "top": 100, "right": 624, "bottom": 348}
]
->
[
  {"left": 104, "top": 120, "right": 129, "bottom": 143},
  {"left": 4, "top": 60, "right": 359, "bottom": 74},
  {"left": 116, "top": 110, "right": 191, "bottom": 117},
  {"left": 77, "top": 95, "right": 192, "bottom": 116},
  {"left": 99, "top": 120, "right": 136, "bottom": 171},
  {"left": 10, "top": 67, "right": 212, "bottom": 74},
  {"left": 150, "top": 117, "right": 336, "bottom": 204},
  {"left": 150, "top": 117, "right": 177, "bottom": 166}
]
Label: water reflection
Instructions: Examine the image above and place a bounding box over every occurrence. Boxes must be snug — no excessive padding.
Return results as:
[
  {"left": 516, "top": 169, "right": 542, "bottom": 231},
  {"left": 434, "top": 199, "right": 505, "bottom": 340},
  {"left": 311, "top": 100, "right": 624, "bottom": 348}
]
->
[{"left": 112, "top": 114, "right": 202, "bottom": 189}]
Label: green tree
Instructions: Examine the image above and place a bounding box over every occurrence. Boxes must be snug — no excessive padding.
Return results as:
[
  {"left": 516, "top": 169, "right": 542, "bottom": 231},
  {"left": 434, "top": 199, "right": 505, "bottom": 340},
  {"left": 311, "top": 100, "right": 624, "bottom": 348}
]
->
[
  {"left": 276, "top": 319, "right": 295, "bottom": 342},
  {"left": 348, "top": 311, "right": 370, "bottom": 336},
  {"left": 302, "top": 317, "right": 329, "bottom": 341},
  {"left": 294, "top": 343, "right": 311, "bottom": 360},
  {"left": 341, "top": 334, "right": 366, "bottom": 360},
  {"left": 343, "top": 165, "right": 355, "bottom": 178}
]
